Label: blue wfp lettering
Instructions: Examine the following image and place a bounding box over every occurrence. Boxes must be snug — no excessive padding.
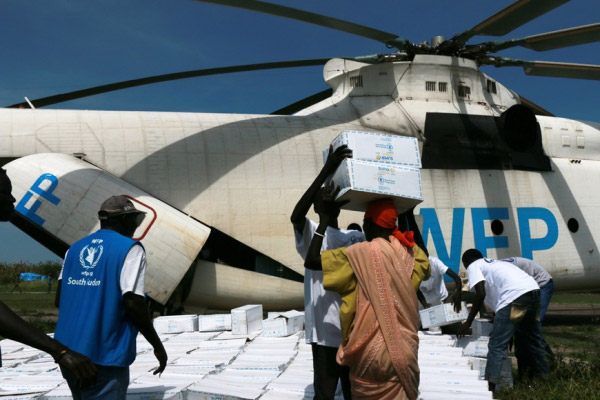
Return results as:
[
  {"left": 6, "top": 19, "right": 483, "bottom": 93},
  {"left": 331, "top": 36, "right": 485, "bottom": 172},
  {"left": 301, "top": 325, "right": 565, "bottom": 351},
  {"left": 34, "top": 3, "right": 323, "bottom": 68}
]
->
[
  {"left": 420, "top": 207, "right": 559, "bottom": 279},
  {"left": 15, "top": 173, "right": 61, "bottom": 226}
]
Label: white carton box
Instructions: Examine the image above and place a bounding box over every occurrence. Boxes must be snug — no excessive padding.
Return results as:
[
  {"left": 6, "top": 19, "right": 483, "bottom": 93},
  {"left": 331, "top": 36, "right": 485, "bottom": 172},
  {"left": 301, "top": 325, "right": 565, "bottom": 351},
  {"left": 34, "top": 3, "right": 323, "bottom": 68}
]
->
[
  {"left": 198, "top": 314, "right": 232, "bottom": 332},
  {"left": 472, "top": 318, "right": 493, "bottom": 337},
  {"left": 153, "top": 314, "right": 198, "bottom": 334},
  {"left": 330, "top": 159, "right": 423, "bottom": 212},
  {"left": 419, "top": 302, "right": 468, "bottom": 329},
  {"left": 261, "top": 311, "right": 304, "bottom": 337},
  {"left": 231, "top": 304, "right": 263, "bottom": 335},
  {"left": 324, "top": 130, "right": 421, "bottom": 167},
  {"left": 457, "top": 336, "right": 490, "bottom": 358}
]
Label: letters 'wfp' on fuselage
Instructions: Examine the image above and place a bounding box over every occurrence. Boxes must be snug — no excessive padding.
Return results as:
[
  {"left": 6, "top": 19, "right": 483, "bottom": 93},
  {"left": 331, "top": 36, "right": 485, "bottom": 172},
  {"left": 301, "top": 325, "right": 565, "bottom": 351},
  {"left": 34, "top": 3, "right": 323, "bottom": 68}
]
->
[{"left": 421, "top": 207, "right": 558, "bottom": 275}]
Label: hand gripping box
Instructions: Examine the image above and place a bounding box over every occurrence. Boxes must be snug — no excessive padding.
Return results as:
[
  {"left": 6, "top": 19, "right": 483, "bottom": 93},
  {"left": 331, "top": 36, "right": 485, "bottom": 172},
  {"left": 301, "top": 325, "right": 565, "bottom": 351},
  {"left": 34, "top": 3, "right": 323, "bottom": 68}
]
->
[
  {"left": 419, "top": 302, "right": 469, "bottom": 329},
  {"left": 231, "top": 304, "right": 263, "bottom": 335},
  {"left": 324, "top": 131, "right": 421, "bottom": 167},
  {"left": 261, "top": 310, "right": 304, "bottom": 337},
  {"left": 330, "top": 159, "right": 423, "bottom": 212}
]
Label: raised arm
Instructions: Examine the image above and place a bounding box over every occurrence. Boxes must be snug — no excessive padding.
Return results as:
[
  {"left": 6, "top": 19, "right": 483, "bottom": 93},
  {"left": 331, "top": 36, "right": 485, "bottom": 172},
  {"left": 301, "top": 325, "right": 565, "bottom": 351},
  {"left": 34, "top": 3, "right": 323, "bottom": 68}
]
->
[
  {"left": 304, "top": 181, "right": 348, "bottom": 271},
  {"left": 304, "top": 220, "right": 328, "bottom": 271},
  {"left": 291, "top": 144, "right": 352, "bottom": 232},
  {"left": 457, "top": 281, "right": 486, "bottom": 338}
]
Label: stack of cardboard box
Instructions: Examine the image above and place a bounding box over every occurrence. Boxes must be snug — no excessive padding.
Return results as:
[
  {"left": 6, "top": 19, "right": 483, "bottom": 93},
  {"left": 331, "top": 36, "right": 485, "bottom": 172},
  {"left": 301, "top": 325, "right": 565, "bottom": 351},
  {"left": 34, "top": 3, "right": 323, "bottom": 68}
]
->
[{"left": 324, "top": 130, "right": 423, "bottom": 212}]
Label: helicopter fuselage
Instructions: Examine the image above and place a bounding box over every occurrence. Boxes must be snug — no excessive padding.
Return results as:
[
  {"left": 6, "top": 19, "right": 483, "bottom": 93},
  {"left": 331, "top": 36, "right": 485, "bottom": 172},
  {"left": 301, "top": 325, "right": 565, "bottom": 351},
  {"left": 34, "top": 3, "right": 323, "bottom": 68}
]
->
[{"left": 1, "top": 55, "right": 598, "bottom": 309}]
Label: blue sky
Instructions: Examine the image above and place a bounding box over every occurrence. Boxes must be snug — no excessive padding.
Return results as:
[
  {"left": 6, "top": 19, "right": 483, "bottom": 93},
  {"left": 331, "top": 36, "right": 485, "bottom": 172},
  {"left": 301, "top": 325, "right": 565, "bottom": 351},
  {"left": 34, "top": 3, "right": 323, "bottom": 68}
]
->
[{"left": 0, "top": 0, "right": 598, "bottom": 263}]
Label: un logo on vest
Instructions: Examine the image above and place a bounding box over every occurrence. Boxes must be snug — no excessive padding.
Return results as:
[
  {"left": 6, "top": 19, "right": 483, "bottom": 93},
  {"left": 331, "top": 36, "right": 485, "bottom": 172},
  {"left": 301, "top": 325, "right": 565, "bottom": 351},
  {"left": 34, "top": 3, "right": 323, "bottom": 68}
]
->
[{"left": 79, "top": 244, "right": 104, "bottom": 269}]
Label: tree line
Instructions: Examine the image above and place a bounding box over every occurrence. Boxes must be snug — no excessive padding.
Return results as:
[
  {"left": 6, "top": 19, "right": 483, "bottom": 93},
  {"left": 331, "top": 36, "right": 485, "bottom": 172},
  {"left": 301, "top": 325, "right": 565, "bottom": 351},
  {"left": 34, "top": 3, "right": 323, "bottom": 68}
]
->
[{"left": 0, "top": 262, "right": 62, "bottom": 284}]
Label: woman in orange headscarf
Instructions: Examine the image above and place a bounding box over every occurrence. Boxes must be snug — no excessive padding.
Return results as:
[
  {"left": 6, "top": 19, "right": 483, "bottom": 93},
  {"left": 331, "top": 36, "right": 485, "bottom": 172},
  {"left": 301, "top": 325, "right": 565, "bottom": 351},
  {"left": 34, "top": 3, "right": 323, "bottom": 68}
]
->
[{"left": 313, "top": 199, "right": 421, "bottom": 400}]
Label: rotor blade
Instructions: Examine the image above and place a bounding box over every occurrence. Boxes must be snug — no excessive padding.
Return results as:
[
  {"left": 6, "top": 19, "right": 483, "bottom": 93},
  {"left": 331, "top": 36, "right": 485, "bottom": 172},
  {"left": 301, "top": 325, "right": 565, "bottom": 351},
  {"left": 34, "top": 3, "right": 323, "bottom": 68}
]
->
[
  {"left": 486, "top": 57, "right": 600, "bottom": 80},
  {"left": 271, "top": 89, "right": 333, "bottom": 115},
  {"left": 193, "top": 0, "right": 410, "bottom": 50},
  {"left": 518, "top": 95, "right": 555, "bottom": 117},
  {"left": 7, "top": 59, "right": 330, "bottom": 108},
  {"left": 490, "top": 22, "right": 600, "bottom": 52},
  {"left": 452, "top": 0, "right": 569, "bottom": 46}
]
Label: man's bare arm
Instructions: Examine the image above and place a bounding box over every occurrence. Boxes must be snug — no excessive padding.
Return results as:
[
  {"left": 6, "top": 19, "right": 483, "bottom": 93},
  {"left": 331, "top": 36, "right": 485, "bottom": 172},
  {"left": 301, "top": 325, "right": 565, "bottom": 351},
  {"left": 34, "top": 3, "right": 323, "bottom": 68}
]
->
[
  {"left": 123, "top": 293, "right": 167, "bottom": 374},
  {"left": 457, "top": 282, "right": 486, "bottom": 338},
  {"left": 445, "top": 268, "right": 463, "bottom": 313}
]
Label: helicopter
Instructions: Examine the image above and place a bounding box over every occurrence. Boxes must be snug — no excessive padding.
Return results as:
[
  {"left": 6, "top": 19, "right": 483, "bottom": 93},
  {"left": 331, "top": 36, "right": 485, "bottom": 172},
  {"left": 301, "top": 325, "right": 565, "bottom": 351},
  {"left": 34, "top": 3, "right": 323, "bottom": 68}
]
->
[{"left": 0, "top": 0, "right": 599, "bottom": 312}]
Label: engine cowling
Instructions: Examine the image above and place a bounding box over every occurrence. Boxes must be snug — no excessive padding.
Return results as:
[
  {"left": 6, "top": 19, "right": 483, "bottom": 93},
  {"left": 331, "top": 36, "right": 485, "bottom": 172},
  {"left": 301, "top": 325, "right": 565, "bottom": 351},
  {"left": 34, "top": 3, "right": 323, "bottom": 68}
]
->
[{"left": 500, "top": 104, "right": 539, "bottom": 152}]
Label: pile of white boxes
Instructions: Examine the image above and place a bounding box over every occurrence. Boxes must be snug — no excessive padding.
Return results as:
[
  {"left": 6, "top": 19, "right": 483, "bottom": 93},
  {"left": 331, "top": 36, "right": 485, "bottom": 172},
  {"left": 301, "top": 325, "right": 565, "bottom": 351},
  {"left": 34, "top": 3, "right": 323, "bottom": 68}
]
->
[
  {"left": 152, "top": 305, "right": 305, "bottom": 339},
  {"left": 324, "top": 130, "right": 423, "bottom": 212},
  {"left": 0, "top": 305, "right": 504, "bottom": 399}
]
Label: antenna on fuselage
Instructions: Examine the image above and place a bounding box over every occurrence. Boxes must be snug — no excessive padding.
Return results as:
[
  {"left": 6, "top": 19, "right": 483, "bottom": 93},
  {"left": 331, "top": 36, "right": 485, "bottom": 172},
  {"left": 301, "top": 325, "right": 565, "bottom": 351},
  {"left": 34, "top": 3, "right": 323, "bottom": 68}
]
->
[{"left": 23, "top": 97, "right": 35, "bottom": 109}]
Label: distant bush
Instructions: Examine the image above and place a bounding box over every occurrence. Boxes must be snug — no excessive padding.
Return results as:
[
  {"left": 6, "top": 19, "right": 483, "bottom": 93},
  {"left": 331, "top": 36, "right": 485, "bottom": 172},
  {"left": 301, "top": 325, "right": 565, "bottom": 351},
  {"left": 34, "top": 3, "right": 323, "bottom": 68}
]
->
[{"left": 0, "top": 262, "right": 62, "bottom": 285}]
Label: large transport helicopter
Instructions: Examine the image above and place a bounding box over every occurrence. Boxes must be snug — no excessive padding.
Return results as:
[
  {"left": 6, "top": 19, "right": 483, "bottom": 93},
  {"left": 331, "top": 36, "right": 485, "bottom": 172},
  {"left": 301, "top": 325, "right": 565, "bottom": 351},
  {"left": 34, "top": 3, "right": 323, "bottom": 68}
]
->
[{"left": 1, "top": 0, "right": 599, "bottom": 312}]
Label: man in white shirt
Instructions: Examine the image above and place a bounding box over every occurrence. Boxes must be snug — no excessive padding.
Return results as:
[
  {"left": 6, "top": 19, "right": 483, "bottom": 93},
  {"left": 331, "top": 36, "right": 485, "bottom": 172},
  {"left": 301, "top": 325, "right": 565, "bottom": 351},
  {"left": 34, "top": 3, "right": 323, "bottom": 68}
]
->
[
  {"left": 457, "top": 249, "right": 548, "bottom": 394},
  {"left": 503, "top": 257, "right": 554, "bottom": 324},
  {"left": 291, "top": 145, "right": 364, "bottom": 400},
  {"left": 418, "top": 256, "right": 462, "bottom": 312}
]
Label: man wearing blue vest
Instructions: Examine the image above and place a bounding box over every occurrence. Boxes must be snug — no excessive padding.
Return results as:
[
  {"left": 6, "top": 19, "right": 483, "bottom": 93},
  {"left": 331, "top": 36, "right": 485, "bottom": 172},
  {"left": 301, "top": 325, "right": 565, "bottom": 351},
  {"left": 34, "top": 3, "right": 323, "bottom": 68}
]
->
[{"left": 55, "top": 195, "right": 167, "bottom": 399}]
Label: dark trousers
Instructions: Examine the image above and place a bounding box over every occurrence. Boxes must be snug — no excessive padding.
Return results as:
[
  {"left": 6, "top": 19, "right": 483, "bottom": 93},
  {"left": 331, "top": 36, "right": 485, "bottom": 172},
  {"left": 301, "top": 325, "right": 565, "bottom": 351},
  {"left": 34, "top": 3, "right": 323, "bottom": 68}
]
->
[
  {"left": 311, "top": 343, "right": 351, "bottom": 400},
  {"left": 487, "top": 290, "right": 549, "bottom": 387}
]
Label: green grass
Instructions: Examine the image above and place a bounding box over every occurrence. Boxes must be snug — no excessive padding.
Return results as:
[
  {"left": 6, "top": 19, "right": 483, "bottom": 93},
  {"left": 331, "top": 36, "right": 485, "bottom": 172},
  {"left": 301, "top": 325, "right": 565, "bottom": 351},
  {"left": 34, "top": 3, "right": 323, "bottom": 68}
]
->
[
  {"left": 496, "top": 292, "right": 600, "bottom": 398},
  {"left": 543, "top": 324, "right": 600, "bottom": 357},
  {"left": 550, "top": 292, "right": 600, "bottom": 305},
  {"left": 0, "top": 291, "right": 57, "bottom": 316},
  {"left": 0, "top": 287, "right": 58, "bottom": 334},
  {"left": 0, "top": 280, "right": 58, "bottom": 322},
  {"left": 498, "top": 344, "right": 600, "bottom": 399}
]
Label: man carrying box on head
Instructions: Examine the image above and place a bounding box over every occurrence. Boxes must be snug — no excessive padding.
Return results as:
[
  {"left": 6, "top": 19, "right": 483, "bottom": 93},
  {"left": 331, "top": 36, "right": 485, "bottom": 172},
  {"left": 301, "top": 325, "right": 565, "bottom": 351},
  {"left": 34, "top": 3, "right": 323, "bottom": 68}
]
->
[
  {"left": 291, "top": 144, "right": 365, "bottom": 400},
  {"left": 458, "top": 249, "right": 548, "bottom": 394}
]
